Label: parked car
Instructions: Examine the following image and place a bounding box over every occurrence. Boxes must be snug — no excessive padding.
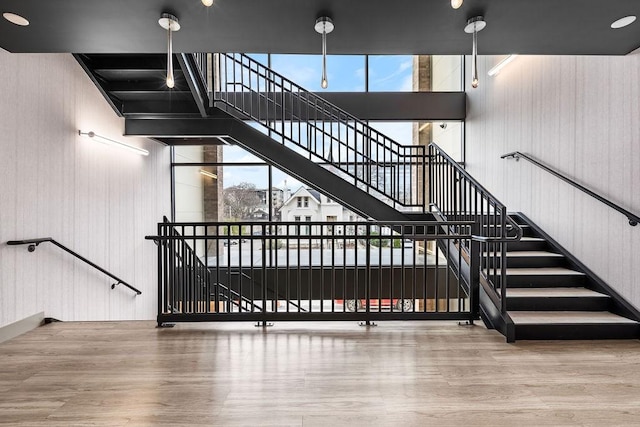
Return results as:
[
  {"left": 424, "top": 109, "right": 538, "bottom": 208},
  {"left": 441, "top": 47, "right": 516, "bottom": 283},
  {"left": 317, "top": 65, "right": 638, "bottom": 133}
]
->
[{"left": 341, "top": 299, "right": 414, "bottom": 312}]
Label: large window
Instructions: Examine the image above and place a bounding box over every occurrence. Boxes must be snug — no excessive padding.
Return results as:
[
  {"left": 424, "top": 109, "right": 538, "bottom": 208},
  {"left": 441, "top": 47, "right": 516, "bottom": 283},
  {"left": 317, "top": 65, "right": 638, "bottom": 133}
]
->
[{"left": 171, "top": 53, "right": 465, "bottom": 224}]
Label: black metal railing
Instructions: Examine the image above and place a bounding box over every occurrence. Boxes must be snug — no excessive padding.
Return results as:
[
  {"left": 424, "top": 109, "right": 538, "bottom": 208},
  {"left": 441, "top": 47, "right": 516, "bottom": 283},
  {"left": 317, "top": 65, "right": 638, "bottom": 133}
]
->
[
  {"left": 208, "top": 52, "right": 426, "bottom": 211},
  {"left": 430, "top": 144, "right": 522, "bottom": 313},
  {"left": 6, "top": 237, "right": 141, "bottom": 295},
  {"left": 146, "top": 219, "right": 478, "bottom": 325},
  {"left": 502, "top": 151, "right": 640, "bottom": 227}
]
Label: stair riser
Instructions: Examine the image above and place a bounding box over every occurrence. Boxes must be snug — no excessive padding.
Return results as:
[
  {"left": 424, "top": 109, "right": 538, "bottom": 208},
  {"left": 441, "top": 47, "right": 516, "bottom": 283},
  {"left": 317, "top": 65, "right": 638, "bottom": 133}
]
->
[
  {"left": 507, "top": 297, "right": 611, "bottom": 311},
  {"left": 506, "top": 240, "right": 549, "bottom": 251},
  {"left": 481, "top": 227, "right": 534, "bottom": 238},
  {"left": 484, "top": 257, "right": 565, "bottom": 269},
  {"left": 514, "top": 323, "right": 640, "bottom": 340},
  {"left": 506, "top": 274, "right": 587, "bottom": 287}
]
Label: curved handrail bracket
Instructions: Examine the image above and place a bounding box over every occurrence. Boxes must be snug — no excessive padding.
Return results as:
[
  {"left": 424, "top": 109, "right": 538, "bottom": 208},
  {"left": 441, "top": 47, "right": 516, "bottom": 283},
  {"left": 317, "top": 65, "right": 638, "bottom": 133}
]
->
[
  {"left": 502, "top": 151, "right": 640, "bottom": 226},
  {"left": 6, "top": 238, "right": 141, "bottom": 295}
]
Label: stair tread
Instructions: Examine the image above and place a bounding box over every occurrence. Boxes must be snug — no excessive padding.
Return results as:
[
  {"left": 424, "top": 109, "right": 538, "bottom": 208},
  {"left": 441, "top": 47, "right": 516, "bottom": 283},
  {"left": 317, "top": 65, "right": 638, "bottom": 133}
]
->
[
  {"left": 505, "top": 267, "right": 585, "bottom": 276},
  {"left": 484, "top": 251, "right": 563, "bottom": 257},
  {"left": 510, "top": 311, "right": 637, "bottom": 325},
  {"left": 506, "top": 287, "right": 607, "bottom": 298}
]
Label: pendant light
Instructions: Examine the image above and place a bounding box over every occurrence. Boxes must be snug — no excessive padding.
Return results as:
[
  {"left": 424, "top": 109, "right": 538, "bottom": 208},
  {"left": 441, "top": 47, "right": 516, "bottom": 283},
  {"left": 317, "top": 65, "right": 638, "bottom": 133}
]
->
[
  {"left": 158, "top": 13, "right": 181, "bottom": 89},
  {"left": 464, "top": 16, "right": 486, "bottom": 89},
  {"left": 314, "top": 16, "right": 334, "bottom": 89}
]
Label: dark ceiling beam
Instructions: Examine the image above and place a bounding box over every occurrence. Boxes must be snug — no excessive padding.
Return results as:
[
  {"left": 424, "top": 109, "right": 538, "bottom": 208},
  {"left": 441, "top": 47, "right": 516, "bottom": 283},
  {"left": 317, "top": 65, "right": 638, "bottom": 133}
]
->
[
  {"left": 213, "top": 92, "right": 466, "bottom": 121},
  {"left": 125, "top": 118, "right": 238, "bottom": 138},
  {"left": 103, "top": 81, "right": 190, "bottom": 92},
  {"left": 311, "top": 92, "right": 466, "bottom": 121},
  {"left": 120, "top": 100, "right": 200, "bottom": 116},
  {"left": 2, "top": 0, "right": 639, "bottom": 55},
  {"left": 83, "top": 55, "right": 167, "bottom": 70}
]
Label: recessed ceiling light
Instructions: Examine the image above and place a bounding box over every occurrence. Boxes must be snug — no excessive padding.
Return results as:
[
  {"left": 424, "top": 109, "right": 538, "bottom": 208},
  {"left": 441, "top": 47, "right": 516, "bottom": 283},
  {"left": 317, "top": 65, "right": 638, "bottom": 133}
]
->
[
  {"left": 611, "top": 15, "right": 636, "bottom": 29},
  {"left": 3, "top": 12, "right": 29, "bottom": 26}
]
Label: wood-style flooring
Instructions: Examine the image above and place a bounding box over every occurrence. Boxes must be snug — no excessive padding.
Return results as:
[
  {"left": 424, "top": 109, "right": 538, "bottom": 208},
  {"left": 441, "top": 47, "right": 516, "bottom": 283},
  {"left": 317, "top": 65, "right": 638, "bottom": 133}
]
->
[{"left": 1, "top": 320, "right": 640, "bottom": 426}]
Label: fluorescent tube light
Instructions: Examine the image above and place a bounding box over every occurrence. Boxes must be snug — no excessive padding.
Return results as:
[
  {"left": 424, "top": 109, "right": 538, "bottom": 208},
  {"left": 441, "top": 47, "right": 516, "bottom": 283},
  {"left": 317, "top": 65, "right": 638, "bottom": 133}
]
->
[
  {"left": 200, "top": 169, "right": 218, "bottom": 179},
  {"left": 78, "top": 131, "right": 149, "bottom": 156},
  {"left": 488, "top": 54, "right": 518, "bottom": 77}
]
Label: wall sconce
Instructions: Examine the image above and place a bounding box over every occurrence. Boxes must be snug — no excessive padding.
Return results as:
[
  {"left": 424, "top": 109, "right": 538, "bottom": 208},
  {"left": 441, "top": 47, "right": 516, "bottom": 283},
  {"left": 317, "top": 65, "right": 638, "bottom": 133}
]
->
[
  {"left": 78, "top": 131, "right": 149, "bottom": 156},
  {"left": 200, "top": 169, "right": 218, "bottom": 179},
  {"left": 464, "top": 16, "right": 486, "bottom": 89},
  {"left": 202, "top": 0, "right": 214, "bottom": 6},
  {"left": 488, "top": 54, "right": 518, "bottom": 76},
  {"left": 314, "top": 16, "right": 334, "bottom": 89},
  {"left": 158, "top": 13, "right": 181, "bottom": 88},
  {"left": 450, "top": 0, "right": 463, "bottom": 9}
]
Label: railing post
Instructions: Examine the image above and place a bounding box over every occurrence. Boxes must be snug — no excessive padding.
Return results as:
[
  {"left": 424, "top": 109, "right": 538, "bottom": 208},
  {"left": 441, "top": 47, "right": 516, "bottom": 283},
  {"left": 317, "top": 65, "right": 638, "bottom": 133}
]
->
[
  {"left": 157, "top": 221, "right": 164, "bottom": 326},
  {"left": 469, "top": 222, "right": 481, "bottom": 323},
  {"left": 500, "top": 206, "right": 508, "bottom": 313}
]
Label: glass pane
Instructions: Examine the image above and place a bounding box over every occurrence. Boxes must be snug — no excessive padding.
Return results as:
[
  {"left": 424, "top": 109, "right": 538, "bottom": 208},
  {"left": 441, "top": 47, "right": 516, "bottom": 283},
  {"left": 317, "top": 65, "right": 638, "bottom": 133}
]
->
[
  {"left": 271, "top": 54, "right": 365, "bottom": 92},
  {"left": 368, "top": 55, "right": 414, "bottom": 92},
  {"left": 431, "top": 55, "right": 463, "bottom": 91}
]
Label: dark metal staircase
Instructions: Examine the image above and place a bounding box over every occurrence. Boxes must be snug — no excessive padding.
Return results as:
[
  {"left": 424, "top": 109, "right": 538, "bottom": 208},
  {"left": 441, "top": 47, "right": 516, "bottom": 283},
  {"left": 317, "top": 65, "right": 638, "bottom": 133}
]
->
[
  {"left": 77, "top": 52, "right": 640, "bottom": 341},
  {"left": 76, "top": 52, "right": 427, "bottom": 221},
  {"left": 500, "top": 213, "right": 640, "bottom": 341}
]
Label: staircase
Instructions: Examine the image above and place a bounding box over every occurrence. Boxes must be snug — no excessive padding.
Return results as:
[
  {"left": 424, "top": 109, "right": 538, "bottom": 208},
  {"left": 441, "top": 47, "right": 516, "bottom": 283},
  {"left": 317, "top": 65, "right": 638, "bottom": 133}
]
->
[
  {"left": 77, "top": 51, "right": 640, "bottom": 341},
  {"left": 492, "top": 213, "right": 640, "bottom": 341}
]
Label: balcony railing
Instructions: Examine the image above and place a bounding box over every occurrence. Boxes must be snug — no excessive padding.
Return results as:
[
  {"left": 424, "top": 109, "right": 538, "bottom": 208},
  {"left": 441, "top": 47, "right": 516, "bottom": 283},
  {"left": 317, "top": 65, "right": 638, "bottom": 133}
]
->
[{"left": 146, "top": 219, "right": 479, "bottom": 325}]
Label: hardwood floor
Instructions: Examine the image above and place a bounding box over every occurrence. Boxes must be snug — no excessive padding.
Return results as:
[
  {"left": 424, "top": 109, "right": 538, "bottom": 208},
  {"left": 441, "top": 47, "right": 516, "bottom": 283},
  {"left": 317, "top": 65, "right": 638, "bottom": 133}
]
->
[{"left": 1, "top": 320, "right": 640, "bottom": 426}]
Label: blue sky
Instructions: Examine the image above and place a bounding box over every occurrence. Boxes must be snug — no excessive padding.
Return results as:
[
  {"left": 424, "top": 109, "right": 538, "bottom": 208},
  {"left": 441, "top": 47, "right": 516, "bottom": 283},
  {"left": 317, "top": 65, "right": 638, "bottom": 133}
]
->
[{"left": 224, "top": 54, "right": 414, "bottom": 190}]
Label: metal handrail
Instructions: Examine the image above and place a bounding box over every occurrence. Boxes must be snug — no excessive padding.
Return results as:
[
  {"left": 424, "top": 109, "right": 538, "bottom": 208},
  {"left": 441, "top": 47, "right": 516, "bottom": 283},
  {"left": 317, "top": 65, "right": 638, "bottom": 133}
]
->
[
  {"left": 430, "top": 143, "right": 522, "bottom": 314},
  {"left": 432, "top": 144, "right": 523, "bottom": 242},
  {"left": 502, "top": 151, "right": 640, "bottom": 226},
  {"left": 6, "top": 237, "right": 141, "bottom": 295},
  {"left": 210, "top": 52, "right": 426, "bottom": 209}
]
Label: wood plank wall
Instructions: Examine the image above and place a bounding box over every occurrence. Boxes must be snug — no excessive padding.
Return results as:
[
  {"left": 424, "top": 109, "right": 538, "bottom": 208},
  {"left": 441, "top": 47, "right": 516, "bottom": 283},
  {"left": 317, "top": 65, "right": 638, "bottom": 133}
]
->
[
  {"left": 0, "top": 52, "right": 171, "bottom": 327},
  {"left": 465, "top": 52, "right": 640, "bottom": 311}
]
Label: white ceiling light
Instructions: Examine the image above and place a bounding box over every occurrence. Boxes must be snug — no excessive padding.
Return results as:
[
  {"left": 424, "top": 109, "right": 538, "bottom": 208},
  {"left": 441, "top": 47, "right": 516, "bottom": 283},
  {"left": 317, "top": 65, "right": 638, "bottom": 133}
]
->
[
  {"left": 464, "top": 16, "right": 486, "bottom": 89},
  {"left": 611, "top": 15, "right": 636, "bottom": 29},
  {"left": 78, "top": 131, "right": 149, "bottom": 156},
  {"left": 3, "top": 12, "right": 29, "bottom": 26},
  {"left": 451, "top": 0, "right": 463, "bottom": 10},
  {"left": 158, "top": 13, "right": 181, "bottom": 89},
  {"left": 488, "top": 54, "right": 518, "bottom": 77},
  {"left": 315, "top": 16, "right": 334, "bottom": 89}
]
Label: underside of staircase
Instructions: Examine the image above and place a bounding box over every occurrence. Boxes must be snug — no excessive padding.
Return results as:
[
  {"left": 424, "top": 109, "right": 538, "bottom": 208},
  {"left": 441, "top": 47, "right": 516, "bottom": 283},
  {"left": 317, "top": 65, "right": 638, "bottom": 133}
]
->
[{"left": 76, "top": 52, "right": 640, "bottom": 342}]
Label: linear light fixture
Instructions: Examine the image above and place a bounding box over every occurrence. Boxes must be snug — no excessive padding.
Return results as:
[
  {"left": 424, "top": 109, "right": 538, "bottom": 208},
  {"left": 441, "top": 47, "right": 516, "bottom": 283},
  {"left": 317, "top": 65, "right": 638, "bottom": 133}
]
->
[
  {"left": 78, "top": 131, "right": 149, "bottom": 156},
  {"left": 200, "top": 169, "right": 218, "bottom": 179},
  {"left": 158, "top": 13, "right": 181, "bottom": 88},
  {"left": 315, "top": 16, "right": 334, "bottom": 89},
  {"left": 488, "top": 54, "right": 518, "bottom": 77},
  {"left": 464, "top": 16, "right": 486, "bottom": 89}
]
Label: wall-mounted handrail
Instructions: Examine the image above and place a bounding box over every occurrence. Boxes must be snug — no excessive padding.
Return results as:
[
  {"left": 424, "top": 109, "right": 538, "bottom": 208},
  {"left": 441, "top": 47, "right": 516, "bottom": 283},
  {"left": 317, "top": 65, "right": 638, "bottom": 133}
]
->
[
  {"left": 502, "top": 151, "right": 640, "bottom": 226},
  {"left": 6, "top": 238, "right": 141, "bottom": 295}
]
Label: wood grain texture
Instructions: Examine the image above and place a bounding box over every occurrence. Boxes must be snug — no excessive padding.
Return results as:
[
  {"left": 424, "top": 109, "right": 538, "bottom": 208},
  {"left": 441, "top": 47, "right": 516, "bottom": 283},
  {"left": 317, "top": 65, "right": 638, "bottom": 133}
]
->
[
  {"left": 0, "top": 51, "right": 171, "bottom": 327},
  {"left": 465, "top": 53, "right": 640, "bottom": 312},
  {"left": 1, "top": 321, "right": 640, "bottom": 426}
]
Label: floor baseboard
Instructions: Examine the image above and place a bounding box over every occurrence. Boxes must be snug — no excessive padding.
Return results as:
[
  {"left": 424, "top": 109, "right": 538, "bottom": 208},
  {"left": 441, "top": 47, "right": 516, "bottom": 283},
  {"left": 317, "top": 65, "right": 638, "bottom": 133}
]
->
[{"left": 0, "top": 312, "right": 45, "bottom": 344}]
